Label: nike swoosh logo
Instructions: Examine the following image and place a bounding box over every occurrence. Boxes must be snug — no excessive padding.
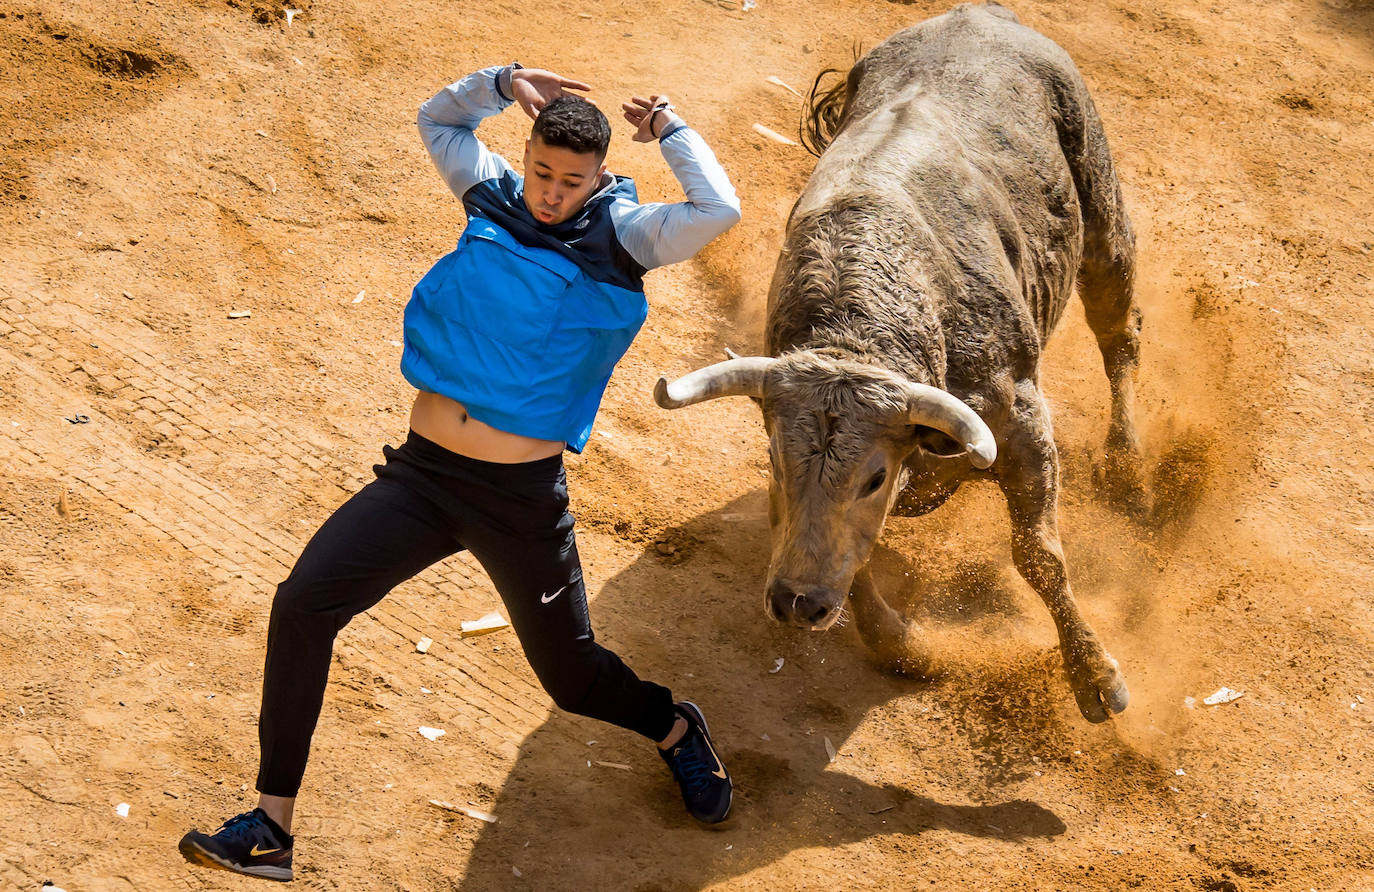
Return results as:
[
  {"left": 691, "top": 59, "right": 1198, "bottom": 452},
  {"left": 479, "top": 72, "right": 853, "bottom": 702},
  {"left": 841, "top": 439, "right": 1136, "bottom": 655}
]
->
[
  {"left": 249, "top": 844, "right": 282, "bottom": 857},
  {"left": 707, "top": 746, "right": 727, "bottom": 779},
  {"left": 541, "top": 584, "right": 571, "bottom": 604}
]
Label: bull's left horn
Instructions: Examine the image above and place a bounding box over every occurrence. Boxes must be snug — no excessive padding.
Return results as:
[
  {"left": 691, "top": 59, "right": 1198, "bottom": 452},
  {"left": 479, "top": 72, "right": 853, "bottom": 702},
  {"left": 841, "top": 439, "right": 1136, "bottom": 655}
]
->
[
  {"left": 901, "top": 382, "right": 998, "bottom": 469},
  {"left": 654, "top": 357, "right": 776, "bottom": 409}
]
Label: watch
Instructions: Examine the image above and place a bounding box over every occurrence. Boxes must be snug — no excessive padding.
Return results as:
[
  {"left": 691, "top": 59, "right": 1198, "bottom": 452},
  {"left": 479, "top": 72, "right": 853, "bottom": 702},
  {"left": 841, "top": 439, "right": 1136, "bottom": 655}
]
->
[{"left": 497, "top": 61, "right": 523, "bottom": 102}]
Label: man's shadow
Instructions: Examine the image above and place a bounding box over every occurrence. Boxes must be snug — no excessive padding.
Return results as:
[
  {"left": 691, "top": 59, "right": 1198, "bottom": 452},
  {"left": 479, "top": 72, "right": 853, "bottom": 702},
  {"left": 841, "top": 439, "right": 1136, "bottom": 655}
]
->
[{"left": 452, "top": 489, "right": 1089, "bottom": 890}]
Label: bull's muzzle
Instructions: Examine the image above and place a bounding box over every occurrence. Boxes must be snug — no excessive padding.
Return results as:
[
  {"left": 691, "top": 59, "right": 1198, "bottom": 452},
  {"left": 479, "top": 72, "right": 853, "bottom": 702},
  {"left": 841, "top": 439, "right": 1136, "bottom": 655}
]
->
[{"left": 766, "top": 577, "right": 844, "bottom": 630}]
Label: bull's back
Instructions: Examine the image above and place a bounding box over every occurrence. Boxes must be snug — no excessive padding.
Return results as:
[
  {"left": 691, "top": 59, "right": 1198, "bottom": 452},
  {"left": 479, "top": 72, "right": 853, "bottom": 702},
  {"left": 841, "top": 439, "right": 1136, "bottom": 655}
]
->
[
  {"left": 793, "top": 3, "right": 1094, "bottom": 348},
  {"left": 841, "top": 4, "right": 1082, "bottom": 136}
]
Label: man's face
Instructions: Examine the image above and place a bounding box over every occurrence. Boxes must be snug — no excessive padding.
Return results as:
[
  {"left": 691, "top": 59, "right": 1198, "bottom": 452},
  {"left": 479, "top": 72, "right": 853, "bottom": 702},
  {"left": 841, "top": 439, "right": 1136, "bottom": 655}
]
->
[{"left": 522, "top": 136, "right": 606, "bottom": 225}]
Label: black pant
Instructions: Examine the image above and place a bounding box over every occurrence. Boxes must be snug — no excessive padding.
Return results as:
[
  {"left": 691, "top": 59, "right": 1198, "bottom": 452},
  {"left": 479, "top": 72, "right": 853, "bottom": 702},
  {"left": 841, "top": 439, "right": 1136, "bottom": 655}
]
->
[{"left": 255, "top": 430, "right": 676, "bottom": 797}]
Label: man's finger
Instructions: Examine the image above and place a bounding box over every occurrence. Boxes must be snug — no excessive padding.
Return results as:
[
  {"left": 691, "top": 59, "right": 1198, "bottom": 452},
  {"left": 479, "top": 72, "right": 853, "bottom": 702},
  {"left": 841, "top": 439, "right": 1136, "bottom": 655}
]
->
[{"left": 559, "top": 78, "right": 593, "bottom": 92}]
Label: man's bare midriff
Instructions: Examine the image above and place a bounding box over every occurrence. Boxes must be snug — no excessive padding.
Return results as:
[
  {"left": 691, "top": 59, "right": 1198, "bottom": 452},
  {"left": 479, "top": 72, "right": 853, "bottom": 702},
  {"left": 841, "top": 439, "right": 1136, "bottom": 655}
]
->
[{"left": 409, "top": 391, "right": 565, "bottom": 464}]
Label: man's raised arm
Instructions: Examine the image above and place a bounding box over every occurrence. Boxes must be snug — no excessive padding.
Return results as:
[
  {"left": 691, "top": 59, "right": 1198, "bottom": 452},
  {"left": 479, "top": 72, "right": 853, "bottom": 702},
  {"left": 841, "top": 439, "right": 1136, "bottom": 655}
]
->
[
  {"left": 416, "top": 65, "right": 518, "bottom": 200},
  {"left": 614, "top": 95, "right": 742, "bottom": 270}
]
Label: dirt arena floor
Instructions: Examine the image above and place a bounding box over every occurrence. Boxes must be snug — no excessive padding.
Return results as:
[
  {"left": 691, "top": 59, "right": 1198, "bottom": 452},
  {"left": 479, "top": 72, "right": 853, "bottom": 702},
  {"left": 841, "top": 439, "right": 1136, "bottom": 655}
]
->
[{"left": 2, "top": 0, "right": 1372, "bottom": 888}]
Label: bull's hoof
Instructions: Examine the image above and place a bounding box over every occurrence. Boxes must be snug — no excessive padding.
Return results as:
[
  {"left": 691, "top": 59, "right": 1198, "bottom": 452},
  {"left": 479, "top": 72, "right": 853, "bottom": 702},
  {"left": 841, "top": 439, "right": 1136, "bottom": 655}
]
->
[
  {"left": 1093, "top": 456, "right": 1148, "bottom": 519},
  {"left": 1096, "top": 441, "right": 1150, "bottom": 522},
  {"left": 1066, "top": 651, "right": 1129, "bottom": 723}
]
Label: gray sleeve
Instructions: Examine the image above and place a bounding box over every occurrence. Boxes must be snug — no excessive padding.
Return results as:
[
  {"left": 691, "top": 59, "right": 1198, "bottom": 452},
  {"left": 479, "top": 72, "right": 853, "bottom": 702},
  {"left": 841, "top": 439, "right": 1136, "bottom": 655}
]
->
[
  {"left": 416, "top": 65, "right": 517, "bottom": 198},
  {"left": 612, "top": 126, "right": 742, "bottom": 270}
]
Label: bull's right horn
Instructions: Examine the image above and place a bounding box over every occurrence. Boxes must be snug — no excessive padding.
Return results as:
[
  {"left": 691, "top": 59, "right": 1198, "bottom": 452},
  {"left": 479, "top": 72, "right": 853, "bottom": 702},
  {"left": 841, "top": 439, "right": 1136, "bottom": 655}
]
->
[
  {"left": 901, "top": 381, "right": 998, "bottom": 469},
  {"left": 654, "top": 357, "right": 776, "bottom": 409}
]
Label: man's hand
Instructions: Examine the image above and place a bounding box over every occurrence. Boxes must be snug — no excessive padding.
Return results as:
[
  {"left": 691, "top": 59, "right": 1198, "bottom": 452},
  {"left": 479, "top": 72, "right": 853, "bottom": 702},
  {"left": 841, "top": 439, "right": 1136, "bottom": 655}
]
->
[
  {"left": 510, "top": 68, "right": 592, "bottom": 120},
  {"left": 623, "top": 94, "right": 683, "bottom": 143}
]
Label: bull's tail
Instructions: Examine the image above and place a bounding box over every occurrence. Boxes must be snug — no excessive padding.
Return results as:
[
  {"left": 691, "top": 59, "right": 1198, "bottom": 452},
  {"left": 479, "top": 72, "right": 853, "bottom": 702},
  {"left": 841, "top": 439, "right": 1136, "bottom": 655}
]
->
[
  {"left": 801, "top": 67, "right": 849, "bottom": 157},
  {"left": 801, "top": 44, "right": 866, "bottom": 157}
]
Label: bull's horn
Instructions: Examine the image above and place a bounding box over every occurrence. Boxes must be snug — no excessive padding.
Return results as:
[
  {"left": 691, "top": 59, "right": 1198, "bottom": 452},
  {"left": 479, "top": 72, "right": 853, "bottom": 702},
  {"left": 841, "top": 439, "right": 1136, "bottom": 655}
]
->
[
  {"left": 654, "top": 357, "right": 776, "bottom": 409},
  {"left": 902, "top": 382, "right": 998, "bottom": 469}
]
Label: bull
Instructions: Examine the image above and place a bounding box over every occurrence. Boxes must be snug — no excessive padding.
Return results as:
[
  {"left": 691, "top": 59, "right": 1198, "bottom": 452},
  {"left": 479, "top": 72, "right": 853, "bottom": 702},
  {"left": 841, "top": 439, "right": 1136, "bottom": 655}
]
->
[{"left": 655, "top": 2, "right": 1142, "bottom": 722}]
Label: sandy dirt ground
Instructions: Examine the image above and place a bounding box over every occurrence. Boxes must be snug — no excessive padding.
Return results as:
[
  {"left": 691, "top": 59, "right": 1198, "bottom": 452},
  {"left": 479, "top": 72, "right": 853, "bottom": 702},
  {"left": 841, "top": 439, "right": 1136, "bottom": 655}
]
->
[{"left": 2, "top": 0, "right": 1372, "bottom": 889}]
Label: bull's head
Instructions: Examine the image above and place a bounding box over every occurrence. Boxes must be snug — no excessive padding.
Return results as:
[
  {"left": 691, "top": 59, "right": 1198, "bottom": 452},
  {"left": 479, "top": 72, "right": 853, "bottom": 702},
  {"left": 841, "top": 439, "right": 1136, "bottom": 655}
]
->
[{"left": 655, "top": 352, "right": 996, "bottom": 631}]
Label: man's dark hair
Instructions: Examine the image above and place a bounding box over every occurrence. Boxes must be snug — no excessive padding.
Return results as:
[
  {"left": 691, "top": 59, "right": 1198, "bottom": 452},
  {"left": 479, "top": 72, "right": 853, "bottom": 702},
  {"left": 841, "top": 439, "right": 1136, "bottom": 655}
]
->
[{"left": 531, "top": 96, "right": 611, "bottom": 159}]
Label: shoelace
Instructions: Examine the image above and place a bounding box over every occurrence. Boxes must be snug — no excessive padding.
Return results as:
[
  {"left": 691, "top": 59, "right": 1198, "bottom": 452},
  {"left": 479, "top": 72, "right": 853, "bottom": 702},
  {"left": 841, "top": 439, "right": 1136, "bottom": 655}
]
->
[
  {"left": 216, "top": 811, "right": 272, "bottom": 846},
  {"left": 669, "top": 738, "right": 712, "bottom": 795}
]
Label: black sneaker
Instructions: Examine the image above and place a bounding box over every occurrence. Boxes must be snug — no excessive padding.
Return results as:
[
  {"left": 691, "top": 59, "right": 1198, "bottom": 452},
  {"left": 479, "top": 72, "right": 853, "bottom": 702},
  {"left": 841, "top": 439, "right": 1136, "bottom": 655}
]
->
[
  {"left": 659, "top": 701, "right": 733, "bottom": 824},
  {"left": 179, "top": 808, "right": 294, "bottom": 882}
]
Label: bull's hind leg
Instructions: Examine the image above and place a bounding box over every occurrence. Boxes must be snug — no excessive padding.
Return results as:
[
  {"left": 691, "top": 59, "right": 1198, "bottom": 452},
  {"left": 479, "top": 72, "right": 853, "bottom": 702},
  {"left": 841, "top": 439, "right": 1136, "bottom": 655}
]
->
[
  {"left": 997, "top": 384, "right": 1128, "bottom": 722},
  {"left": 1071, "top": 94, "right": 1146, "bottom": 515}
]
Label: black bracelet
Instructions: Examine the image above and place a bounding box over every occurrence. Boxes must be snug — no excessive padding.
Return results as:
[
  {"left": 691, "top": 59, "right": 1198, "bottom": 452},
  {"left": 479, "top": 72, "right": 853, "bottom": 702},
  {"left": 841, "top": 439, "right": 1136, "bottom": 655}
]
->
[{"left": 649, "top": 100, "right": 673, "bottom": 139}]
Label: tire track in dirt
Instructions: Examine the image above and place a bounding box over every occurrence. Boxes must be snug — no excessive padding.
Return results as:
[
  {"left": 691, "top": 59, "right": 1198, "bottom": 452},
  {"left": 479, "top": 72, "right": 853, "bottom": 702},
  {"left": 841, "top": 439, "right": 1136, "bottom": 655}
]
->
[{"left": 0, "top": 286, "right": 555, "bottom": 750}]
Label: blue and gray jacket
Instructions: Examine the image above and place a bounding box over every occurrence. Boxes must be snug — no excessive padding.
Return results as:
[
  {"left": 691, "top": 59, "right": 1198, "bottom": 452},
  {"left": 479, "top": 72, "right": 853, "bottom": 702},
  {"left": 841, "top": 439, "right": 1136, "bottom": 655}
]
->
[{"left": 402, "top": 65, "right": 741, "bottom": 453}]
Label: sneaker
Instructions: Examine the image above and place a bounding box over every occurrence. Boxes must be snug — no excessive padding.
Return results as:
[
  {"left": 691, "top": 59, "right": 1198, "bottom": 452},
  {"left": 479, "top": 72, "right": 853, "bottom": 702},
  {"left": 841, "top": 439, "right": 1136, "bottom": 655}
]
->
[
  {"left": 179, "top": 808, "right": 294, "bottom": 882},
  {"left": 659, "top": 701, "right": 733, "bottom": 824}
]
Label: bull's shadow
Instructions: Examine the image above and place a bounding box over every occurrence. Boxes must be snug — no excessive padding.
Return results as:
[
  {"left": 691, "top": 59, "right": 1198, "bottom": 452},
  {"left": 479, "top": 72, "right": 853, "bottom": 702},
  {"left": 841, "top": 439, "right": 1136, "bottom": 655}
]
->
[{"left": 456, "top": 491, "right": 1070, "bottom": 890}]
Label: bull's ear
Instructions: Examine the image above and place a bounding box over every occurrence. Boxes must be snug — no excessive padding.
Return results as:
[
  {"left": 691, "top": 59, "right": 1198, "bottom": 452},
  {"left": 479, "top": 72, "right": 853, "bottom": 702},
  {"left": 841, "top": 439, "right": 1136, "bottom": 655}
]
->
[{"left": 912, "top": 425, "right": 965, "bottom": 458}]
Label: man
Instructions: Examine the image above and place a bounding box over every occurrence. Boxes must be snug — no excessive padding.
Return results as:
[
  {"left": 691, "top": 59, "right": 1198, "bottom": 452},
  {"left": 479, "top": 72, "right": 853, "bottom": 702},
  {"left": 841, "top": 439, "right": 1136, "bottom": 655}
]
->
[{"left": 178, "top": 62, "right": 741, "bottom": 882}]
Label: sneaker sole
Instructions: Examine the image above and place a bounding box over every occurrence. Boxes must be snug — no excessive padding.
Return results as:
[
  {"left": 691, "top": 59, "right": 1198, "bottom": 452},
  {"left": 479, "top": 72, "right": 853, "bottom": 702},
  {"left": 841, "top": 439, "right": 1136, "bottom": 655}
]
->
[
  {"left": 178, "top": 835, "right": 293, "bottom": 882},
  {"left": 677, "top": 701, "right": 733, "bottom": 825}
]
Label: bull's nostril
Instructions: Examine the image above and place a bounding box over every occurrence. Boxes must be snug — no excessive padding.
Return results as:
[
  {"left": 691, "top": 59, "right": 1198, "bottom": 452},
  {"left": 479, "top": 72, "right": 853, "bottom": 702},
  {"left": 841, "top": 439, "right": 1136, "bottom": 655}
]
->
[
  {"left": 803, "top": 601, "right": 831, "bottom": 626},
  {"left": 769, "top": 590, "right": 797, "bottom": 620},
  {"left": 768, "top": 583, "right": 812, "bottom": 628}
]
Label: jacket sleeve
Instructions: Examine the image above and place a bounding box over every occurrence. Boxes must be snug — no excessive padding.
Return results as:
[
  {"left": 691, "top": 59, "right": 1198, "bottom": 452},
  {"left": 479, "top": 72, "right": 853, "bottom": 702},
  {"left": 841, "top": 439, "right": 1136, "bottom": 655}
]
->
[
  {"left": 611, "top": 125, "right": 742, "bottom": 270},
  {"left": 417, "top": 65, "right": 517, "bottom": 199}
]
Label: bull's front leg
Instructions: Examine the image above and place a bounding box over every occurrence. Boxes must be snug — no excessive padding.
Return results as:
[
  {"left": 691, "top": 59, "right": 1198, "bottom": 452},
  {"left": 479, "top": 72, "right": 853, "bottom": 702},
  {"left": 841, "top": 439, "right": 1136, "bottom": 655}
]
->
[
  {"left": 997, "top": 387, "right": 1129, "bottom": 722},
  {"left": 848, "top": 565, "right": 940, "bottom": 677}
]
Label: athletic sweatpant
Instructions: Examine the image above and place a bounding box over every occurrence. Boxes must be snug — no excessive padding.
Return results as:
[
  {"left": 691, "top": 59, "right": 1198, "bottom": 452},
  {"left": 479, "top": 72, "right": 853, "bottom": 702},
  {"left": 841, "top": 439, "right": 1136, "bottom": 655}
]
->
[{"left": 255, "top": 430, "right": 677, "bottom": 798}]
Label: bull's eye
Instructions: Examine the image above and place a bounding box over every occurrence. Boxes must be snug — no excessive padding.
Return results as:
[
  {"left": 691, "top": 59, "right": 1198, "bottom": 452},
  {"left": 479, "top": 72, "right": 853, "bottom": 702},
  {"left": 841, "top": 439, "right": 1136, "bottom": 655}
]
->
[{"left": 863, "top": 468, "right": 887, "bottom": 496}]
